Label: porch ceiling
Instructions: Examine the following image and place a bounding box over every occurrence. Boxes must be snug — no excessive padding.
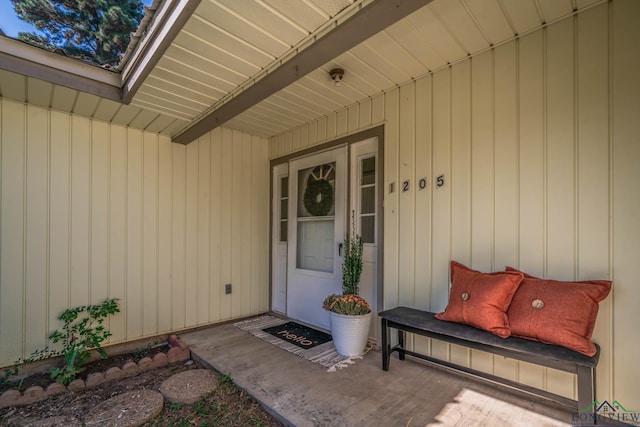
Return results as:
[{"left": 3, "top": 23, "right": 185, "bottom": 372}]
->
[{"left": 0, "top": 0, "right": 601, "bottom": 142}]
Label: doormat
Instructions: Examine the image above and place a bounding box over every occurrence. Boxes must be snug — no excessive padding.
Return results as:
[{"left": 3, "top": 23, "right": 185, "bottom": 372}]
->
[
  {"left": 234, "top": 315, "right": 371, "bottom": 372},
  {"left": 262, "top": 321, "right": 332, "bottom": 349}
]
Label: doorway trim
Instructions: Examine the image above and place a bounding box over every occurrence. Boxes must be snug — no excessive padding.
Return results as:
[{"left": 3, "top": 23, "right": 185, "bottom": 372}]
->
[{"left": 269, "top": 125, "right": 385, "bottom": 340}]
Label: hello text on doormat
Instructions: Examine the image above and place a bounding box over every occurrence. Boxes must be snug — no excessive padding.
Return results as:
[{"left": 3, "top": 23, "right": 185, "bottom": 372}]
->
[{"left": 262, "top": 321, "right": 332, "bottom": 349}]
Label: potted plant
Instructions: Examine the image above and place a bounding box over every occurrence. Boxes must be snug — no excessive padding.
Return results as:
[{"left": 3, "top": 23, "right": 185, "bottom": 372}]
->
[{"left": 322, "top": 212, "right": 372, "bottom": 356}]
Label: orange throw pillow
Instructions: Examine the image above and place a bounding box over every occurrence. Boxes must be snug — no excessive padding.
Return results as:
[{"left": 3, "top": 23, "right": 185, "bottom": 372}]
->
[
  {"left": 436, "top": 261, "right": 524, "bottom": 338},
  {"left": 506, "top": 267, "right": 612, "bottom": 356}
]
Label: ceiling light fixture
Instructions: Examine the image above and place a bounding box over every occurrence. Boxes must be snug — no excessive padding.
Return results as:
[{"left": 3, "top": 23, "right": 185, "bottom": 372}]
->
[{"left": 329, "top": 68, "right": 344, "bottom": 88}]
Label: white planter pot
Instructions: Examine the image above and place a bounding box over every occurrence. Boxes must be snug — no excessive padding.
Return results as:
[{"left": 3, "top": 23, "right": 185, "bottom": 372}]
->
[{"left": 330, "top": 311, "right": 372, "bottom": 357}]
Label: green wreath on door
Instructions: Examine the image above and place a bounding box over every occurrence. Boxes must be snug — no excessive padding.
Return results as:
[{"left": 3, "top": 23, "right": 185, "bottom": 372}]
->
[{"left": 303, "top": 178, "right": 334, "bottom": 216}]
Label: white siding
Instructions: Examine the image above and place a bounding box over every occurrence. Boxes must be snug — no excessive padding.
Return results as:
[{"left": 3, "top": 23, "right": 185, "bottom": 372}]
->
[
  {"left": 268, "top": 1, "right": 639, "bottom": 406},
  {"left": 0, "top": 101, "right": 270, "bottom": 365}
]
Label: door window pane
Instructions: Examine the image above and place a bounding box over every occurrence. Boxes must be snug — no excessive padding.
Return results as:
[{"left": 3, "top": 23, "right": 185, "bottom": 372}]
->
[
  {"left": 359, "top": 156, "right": 376, "bottom": 244},
  {"left": 361, "top": 157, "right": 375, "bottom": 185},
  {"left": 279, "top": 176, "right": 288, "bottom": 242},
  {"left": 280, "top": 220, "right": 287, "bottom": 242},
  {"left": 361, "top": 216, "right": 375, "bottom": 244},
  {"left": 361, "top": 187, "right": 375, "bottom": 214},
  {"left": 297, "top": 220, "right": 334, "bottom": 272}
]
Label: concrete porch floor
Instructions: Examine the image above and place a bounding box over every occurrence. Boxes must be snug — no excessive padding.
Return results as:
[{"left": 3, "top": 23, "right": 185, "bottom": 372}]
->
[{"left": 180, "top": 319, "right": 577, "bottom": 427}]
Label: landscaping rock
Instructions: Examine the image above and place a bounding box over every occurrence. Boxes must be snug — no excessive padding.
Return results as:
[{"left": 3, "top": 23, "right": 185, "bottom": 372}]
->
[
  {"left": 138, "top": 356, "right": 153, "bottom": 371},
  {"left": 105, "top": 366, "right": 124, "bottom": 381},
  {"left": 0, "top": 389, "right": 21, "bottom": 408},
  {"left": 167, "top": 347, "right": 190, "bottom": 364},
  {"left": 152, "top": 352, "right": 168, "bottom": 368},
  {"left": 67, "top": 379, "right": 85, "bottom": 392},
  {"left": 21, "top": 386, "right": 46, "bottom": 404},
  {"left": 84, "top": 389, "right": 164, "bottom": 427},
  {"left": 46, "top": 383, "right": 66, "bottom": 396},
  {"left": 159, "top": 369, "right": 217, "bottom": 404},
  {"left": 122, "top": 361, "right": 139, "bottom": 377},
  {"left": 86, "top": 372, "right": 105, "bottom": 388}
]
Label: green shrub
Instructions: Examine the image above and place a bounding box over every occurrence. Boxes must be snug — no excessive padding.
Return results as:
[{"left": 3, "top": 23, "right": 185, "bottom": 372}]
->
[{"left": 19, "top": 298, "right": 120, "bottom": 385}]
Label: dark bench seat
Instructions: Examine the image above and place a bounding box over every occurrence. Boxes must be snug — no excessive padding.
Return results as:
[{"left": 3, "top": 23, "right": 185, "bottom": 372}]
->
[{"left": 379, "top": 306, "right": 599, "bottom": 423}]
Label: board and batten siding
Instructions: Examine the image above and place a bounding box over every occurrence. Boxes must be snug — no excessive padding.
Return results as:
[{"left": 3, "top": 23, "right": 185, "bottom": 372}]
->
[
  {"left": 269, "top": 1, "right": 639, "bottom": 406},
  {"left": 0, "top": 102, "right": 270, "bottom": 366}
]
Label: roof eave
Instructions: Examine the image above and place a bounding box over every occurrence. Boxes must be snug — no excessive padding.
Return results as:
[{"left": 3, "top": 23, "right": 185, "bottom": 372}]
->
[{"left": 0, "top": 35, "right": 122, "bottom": 101}]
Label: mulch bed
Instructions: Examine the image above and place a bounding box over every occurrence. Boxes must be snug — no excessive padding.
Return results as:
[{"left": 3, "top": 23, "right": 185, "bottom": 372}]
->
[{"left": 0, "top": 345, "right": 283, "bottom": 426}]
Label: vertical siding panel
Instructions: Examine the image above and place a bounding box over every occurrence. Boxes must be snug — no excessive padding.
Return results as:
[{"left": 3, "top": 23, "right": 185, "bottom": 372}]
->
[
  {"left": 126, "top": 129, "right": 143, "bottom": 338},
  {"left": 253, "top": 136, "right": 270, "bottom": 312},
  {"left": 250, "top": 136, "right": 261, "bottom": 314},
  {"left": 269, "top": 136, "right": 277, "bottom": 159},
  {"left": 171, "top": 144, "right": 186, "bottom": 329},
  {"left": 336, "top": 109, "right": 347, "bottom": 136},
  {"left": 431, "top": 69, "right": 452, "bottom": 360},
  {"left": 470, "top": 52, "right": 496, "bottom": 374},
  {"left": 612, "top": 0, "right": 640, "bottom": 404},
  {"left": 546, "top": 16, "right": 578, "bottom": 399},
  {"left": 276, "top": 134, "right": 285, "bottom": 156},
  {"left": 315, "top": 117, "right": 326, "bottom": 143},
  {"left": 372, "top": 94, "right": 385, "bottom": 124},
  {"left": 494, "top": 41, "right": 519, "bottom": 271},
  {"left": 493, "top": 41, "right": 519, "bottom": 381},
  {"left": 518, "top": 31, "right": 545, "bottom": 276},
  {"left": 398, "top": 83, "right": 415, "bottom": 307},
  {"left": 383, "top": 89, "right": 399, "bottom": 310},
  {"left": 470, "top": 54, "right": 495, "bottom": 373},
  {"left": 299, "top": 125, "right": 309, "bottom": 149},
  {"left": 197, "top": 135, "right": 211, "bottom": 324},
  {"left": 219, "top": 128, "right": 233, "bottom": 319},
  {"left": 184, "top": 141, "right": 198, "bottom": 327},
  {"left": 70, "top": 116, "right": 91, "bottom": 308},
  {"left": 285, "top": 132, "right": 294, "bottom": 155},
  {"left": 241, "top": 133, "right": 252, "bottom": 316},
  {"left": 231, "top": 130, "right": 243, "bottom": 317},
  {"left": 292, "top": 127, "right": 300, "bottom": 152},
  {"left": 308, "top": 121, "right": 317, "bottom": 146},
  {"left": 25, "top": 106, "right": 48, "bottom": 353},
  {"left": 157, "top": 136, "right": 172, "bottom": 333},
  {"left": 577, "top": 4, "right": 612, "bottom": 400},
  {"left": 91, "top": 121, "right": 109, "bottom": 306},
  {"left": 470, "top": 51, "right": 494, "bottom": 273},
  {"left": 142, "top": 133, "right": 158, "bottom": 335},
  {"left": 49, "top": 110, "right": 71, "bottom": 345},
  {"left": 0, "top": 101, "right": 24, "bottom": 363},
  {"left": 431, "top": 69, "right": 452, "bottom": 312},
  {"left": 325, "top": 114, "right": 336, "bottom": 140},
  {"left": 450, "top": 61, "right": 472, "bottom": 266},
  {"left": 546, "top": 19, "right": 576, "bottom": 282},
  {"left": 108, "top": 125, "right": 127, "bottom": 341},
  {"left": 347, "top": 104, "right": 359, "bottom": 133},
  {"left": 414, "top": 75, "right": 433, "bottom": 312},
  {"left": 209, "top": 128, "right": 222, "bottom": 322},
  {"left": 518, "top": 30, "right": 545, "bottom": 390},
  {"left": 359, "top": 98, "right": 372, "bottom": 129}
]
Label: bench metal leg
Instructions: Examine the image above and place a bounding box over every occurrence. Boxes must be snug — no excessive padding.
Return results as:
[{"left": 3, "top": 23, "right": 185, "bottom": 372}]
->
[
  {"left": 382, "top": 318, "right": 390, "bottom": 371},
  {"left": 576, "top": 365, "right": 596, "bottom": 425},
  {"left": 398, "top": 329, "right": 406, "bottom": 360}
]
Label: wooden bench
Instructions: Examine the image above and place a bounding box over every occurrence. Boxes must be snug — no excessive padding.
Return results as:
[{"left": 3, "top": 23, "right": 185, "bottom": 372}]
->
[{"left": 379, "top": 306, "right": 600, "bottom": 424}]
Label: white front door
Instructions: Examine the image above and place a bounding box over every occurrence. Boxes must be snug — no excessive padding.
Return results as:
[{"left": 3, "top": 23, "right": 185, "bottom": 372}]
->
[{"left": 286, "top": 146, "right": 347, "bottom": 330}]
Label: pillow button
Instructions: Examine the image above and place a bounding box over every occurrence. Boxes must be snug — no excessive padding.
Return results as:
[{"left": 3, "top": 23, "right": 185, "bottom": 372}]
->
[
  {"left": 461, "top": 292, "right": 469, "bottom": 301},
  {"left": 532, "top": 299, "right": 544, "bottom": 309}
]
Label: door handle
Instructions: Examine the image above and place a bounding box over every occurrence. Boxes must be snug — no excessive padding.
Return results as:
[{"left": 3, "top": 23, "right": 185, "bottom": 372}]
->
[{"left": 338, "top": 243, "right": 343, "bottom": 257}]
